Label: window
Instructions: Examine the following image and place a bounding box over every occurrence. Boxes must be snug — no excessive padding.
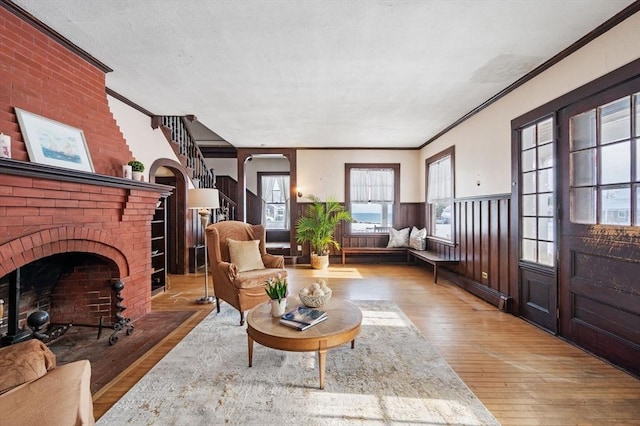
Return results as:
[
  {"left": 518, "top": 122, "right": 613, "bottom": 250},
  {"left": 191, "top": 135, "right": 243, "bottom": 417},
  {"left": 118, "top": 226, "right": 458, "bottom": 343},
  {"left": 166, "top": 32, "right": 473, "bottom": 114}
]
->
[
  {"left": 426, "top": 147, "right": 454, "bottom": 241},
  {"left": 520, "top": 116, "right": 555, "bottom": 266},
  {"left": 569, "top": 92, "right": 639, "bottom": 226},
  {"left": 345, "top": 164, "right": 399, "bottom": 233},
  {"left": 259, "top": 173, "right": 289, "bottom": 229}
]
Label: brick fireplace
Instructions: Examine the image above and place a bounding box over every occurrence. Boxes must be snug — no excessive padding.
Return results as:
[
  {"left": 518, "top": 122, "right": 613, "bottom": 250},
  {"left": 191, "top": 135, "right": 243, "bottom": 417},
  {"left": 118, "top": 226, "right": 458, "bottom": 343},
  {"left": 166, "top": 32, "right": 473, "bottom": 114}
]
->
[
  {"left": 0, "top": 5, "right": 172, "bottom": 340},
  {"left": 0, "top": 160, "right": 171, "bottom": 342}
]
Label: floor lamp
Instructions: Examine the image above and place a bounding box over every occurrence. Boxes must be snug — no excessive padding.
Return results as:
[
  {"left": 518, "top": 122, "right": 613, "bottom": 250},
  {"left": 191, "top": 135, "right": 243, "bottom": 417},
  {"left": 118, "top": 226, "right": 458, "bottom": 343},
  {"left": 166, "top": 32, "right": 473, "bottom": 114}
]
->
[{"left": 187, "top": 188, "right": 220, "bottom": 304}]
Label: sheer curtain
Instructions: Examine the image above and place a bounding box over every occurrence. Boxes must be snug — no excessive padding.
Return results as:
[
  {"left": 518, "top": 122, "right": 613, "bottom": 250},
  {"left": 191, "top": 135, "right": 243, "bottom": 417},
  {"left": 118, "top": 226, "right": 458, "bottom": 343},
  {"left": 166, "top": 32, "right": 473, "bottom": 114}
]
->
[
  {"left": 261, "top": 175, "right": 290, "bottom": 229},
  {"left": 261, "top": 176, "right": 277, "bottom": 225},
  {"left": 351, "top": 169, "right": 394, "bottom": 202},
  {"left": 277, "top": 175, "right": 290, "bottom": 229},
  {"left": 427, "top": 156, "right": 451, "bottom": 203}
]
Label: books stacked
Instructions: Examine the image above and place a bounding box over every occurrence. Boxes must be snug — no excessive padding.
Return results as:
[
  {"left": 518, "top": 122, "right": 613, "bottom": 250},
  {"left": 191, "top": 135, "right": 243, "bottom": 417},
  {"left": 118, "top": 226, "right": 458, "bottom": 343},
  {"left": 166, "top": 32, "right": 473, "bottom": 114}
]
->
[{"left": 279, "top": 306, "right": 327, "bottom": 331}]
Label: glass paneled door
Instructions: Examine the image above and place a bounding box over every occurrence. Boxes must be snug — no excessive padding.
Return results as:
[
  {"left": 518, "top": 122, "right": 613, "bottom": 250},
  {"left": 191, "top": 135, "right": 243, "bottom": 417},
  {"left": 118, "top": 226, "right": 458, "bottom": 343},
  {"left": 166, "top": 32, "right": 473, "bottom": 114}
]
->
[
  {"left": 558, "top": 85, "right": 640, "bottom": 375},
  {"left": 517, "top": 116, "right": 558, "bottom": 333}
]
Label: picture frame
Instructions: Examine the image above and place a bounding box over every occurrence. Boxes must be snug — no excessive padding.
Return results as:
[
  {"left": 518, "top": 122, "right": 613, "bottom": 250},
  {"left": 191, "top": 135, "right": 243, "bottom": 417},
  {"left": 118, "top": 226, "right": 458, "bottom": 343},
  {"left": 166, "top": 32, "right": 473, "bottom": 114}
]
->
[{"left": 15, "top": 108, "right": 94, "bottom": 172}]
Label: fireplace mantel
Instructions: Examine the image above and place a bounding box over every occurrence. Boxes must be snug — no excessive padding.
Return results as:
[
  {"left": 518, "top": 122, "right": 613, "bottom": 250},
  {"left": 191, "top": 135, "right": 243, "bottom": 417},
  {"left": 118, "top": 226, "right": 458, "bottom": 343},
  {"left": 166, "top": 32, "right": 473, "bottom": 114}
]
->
[{"left": 0, "top": 158, "right": 173, "bottom": 195}]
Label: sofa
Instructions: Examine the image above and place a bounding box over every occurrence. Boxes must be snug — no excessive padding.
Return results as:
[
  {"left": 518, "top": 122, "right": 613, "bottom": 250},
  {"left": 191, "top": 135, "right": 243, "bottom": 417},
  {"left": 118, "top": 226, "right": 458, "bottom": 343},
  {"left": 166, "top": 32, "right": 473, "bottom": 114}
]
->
[{"left": 0, "top": 339, "right": 95, "bottom": 425}]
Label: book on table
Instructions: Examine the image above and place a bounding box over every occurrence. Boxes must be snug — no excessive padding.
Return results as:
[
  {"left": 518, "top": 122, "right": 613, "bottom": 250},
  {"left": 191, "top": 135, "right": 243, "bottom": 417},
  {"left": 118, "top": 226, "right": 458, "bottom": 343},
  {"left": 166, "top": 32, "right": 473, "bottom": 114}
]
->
[{"left": 279, "top": 306, "right": 327, "bottom": 331}]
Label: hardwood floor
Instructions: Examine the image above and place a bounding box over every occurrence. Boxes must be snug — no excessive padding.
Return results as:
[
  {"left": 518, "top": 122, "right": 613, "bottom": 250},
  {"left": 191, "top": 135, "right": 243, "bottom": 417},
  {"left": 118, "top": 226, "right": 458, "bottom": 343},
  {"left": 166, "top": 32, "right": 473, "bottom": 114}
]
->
[{"left": 93, "top": 264, "right": 640, "bottom": 425}]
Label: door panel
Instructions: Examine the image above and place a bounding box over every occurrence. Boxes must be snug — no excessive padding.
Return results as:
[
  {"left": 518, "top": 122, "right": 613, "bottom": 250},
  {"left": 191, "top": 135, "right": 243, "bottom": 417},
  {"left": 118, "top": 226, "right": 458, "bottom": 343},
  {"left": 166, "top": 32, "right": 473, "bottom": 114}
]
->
[
  {"left": 520, "top": 267, "right": 557, "bottom": 332},
  {"left": 560, "top": 240, "right": 640, "bottom": 375}
]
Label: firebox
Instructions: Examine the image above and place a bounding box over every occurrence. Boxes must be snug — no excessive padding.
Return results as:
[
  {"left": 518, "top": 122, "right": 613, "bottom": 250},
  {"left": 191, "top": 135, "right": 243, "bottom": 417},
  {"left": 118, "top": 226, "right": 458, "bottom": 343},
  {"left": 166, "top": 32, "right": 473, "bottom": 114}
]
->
[{"left": 0, "top": 252, "right": 132, "bottom": 345}]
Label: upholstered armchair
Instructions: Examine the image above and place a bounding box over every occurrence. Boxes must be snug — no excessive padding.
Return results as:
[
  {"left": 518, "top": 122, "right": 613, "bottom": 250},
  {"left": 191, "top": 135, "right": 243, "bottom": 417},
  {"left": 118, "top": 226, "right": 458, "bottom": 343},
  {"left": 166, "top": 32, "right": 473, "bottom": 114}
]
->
[{"left": 206, "top": 221, "right": 288, "bottom": 325}]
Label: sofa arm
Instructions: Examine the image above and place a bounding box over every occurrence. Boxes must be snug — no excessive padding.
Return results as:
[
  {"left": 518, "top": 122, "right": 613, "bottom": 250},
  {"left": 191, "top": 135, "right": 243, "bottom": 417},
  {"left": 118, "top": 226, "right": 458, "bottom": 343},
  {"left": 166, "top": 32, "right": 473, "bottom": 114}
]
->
[
  {"left": 0, "top": 359, "right": 95, "bottom": 426},
  {"left": 262, "top": 253, "right": 284, "bottom": 269},
  {"left": 218, "top": 261, "right": 239, "bottom": 280}
]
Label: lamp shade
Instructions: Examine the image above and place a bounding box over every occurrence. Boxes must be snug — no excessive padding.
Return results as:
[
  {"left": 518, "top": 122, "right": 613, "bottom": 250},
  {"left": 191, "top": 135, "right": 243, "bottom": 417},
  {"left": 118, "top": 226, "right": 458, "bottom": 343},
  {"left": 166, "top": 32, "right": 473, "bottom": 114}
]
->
[{"left": 187, "top": 188, "right": 220, "bottom": 209}]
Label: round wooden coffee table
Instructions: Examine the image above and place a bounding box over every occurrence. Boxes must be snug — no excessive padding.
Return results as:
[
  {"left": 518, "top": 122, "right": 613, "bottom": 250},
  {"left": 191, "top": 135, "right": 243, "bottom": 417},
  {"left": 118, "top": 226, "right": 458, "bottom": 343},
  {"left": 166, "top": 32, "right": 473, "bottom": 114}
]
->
[{"left": 246, "top": 298, "right": 362, "bottom": 389}]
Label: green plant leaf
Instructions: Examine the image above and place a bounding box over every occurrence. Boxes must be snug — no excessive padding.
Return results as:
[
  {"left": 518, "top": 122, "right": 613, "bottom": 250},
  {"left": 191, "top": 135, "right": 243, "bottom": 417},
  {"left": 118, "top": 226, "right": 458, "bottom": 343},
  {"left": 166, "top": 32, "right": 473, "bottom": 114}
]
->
[
  {"left": 265, "top": 276, "right": 288, "bottom": 300},
  {"left": 295, "top": 195, "right": 352, "bottom": 254}
]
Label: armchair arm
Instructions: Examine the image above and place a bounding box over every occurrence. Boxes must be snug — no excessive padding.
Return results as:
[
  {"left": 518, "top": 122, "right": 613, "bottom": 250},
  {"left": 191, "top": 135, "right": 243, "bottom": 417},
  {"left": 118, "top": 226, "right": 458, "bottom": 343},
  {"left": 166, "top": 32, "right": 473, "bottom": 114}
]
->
[
  {"left": 217, "top": 261, "right": 239, "bottom": 281},
  {"left": 262, "top": 253, "right": 285, "bottom": 269}
]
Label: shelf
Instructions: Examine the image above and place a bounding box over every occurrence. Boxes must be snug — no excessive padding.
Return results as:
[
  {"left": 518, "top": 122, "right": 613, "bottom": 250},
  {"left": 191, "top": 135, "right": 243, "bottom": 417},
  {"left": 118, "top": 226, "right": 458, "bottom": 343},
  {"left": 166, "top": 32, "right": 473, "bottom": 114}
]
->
[{"left": 151, "top": 197, "right": 167, "bottom": 294}]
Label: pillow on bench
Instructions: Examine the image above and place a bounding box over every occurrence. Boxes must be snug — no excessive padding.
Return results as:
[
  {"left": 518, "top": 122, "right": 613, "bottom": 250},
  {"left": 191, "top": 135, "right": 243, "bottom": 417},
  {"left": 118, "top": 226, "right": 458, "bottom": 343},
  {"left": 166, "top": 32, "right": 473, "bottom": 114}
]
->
[
  {"left": 387, "top": 227, "right": 410, "bottom": 248},
  {"left": 409, "top": 226, "right": 426, "bottom": 250},
  {"left": 387, "top": 226, "right": 426, "bottom": 250}
]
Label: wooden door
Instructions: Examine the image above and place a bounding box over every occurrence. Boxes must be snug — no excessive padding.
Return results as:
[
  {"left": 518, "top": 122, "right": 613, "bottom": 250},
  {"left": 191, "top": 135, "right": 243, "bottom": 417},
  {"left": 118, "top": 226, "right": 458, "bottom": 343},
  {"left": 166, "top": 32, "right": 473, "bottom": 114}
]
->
[{"left": 557, "top": 81, "right": 640, "bottom": 377}]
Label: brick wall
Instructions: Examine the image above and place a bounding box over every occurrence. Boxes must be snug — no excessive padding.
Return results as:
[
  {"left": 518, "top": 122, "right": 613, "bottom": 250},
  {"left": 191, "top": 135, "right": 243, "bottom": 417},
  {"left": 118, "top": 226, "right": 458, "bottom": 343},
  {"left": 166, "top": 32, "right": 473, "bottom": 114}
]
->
[
  {"left": 0, "top": 6, "right": 164, "bottom": 321},
  {"left": 0, "top": 7, "right": 133, "bottom": 176},
  {"left": 50, "top": 261, "right": 115, "bottom": 326}
]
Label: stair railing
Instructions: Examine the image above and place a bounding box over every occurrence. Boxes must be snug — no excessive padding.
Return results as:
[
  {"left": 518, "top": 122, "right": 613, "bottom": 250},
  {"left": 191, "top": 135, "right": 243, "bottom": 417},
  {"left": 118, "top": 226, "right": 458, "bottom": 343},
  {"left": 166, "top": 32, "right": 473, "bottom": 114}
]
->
[{"left": 156, "top": 115, "right": 236, "bottom": 220}]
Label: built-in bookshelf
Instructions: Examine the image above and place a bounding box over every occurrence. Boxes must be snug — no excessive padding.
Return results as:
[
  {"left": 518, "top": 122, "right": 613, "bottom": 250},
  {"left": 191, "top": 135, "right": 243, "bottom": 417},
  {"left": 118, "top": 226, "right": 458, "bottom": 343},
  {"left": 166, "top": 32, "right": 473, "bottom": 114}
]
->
[{"left": 151, "top": 199, "right": 167, "bottom": 295}]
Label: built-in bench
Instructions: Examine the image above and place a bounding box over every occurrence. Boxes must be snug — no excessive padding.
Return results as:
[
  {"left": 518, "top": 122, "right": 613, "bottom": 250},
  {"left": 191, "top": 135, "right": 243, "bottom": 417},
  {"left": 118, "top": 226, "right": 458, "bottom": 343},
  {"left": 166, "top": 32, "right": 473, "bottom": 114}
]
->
[
  {"left": 341, "top": 235, "right": 459, "bottom": 283},
  {"left": 341, "top": 246, "right": 458, "bottom": 283},
  {"left": 266, "top": 229, "right": 291, "bottom": 256},
  {"left": 407, "top": 248, "right": 459, "bottom": 283},
  {"left": 341, "top": 247, "right": 408, "bottom": 264}
]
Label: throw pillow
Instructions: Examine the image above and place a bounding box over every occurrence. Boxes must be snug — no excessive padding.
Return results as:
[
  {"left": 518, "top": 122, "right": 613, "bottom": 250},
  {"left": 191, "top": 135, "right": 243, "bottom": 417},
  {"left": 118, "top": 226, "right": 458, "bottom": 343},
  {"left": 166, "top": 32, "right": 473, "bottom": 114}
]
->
[
  {"left": 0, "top": 339, "right": 56, "bottom": 394},
  {"left": 386, "top": 227, "right": 410, "bottom": 248},
  {"left": 409, "top": 226, "right": 427, "bottom": 250},
  {"left": 227, "top": 239, "right": 265, "bottom": 272}
]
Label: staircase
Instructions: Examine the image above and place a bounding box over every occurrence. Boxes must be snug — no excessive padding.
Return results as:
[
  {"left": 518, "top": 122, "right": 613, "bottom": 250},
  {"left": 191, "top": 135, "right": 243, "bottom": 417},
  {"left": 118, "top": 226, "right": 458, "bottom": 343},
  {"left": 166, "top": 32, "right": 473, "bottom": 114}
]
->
[{"left": 153, "top": 115, "right": 236, "bottom": 220}]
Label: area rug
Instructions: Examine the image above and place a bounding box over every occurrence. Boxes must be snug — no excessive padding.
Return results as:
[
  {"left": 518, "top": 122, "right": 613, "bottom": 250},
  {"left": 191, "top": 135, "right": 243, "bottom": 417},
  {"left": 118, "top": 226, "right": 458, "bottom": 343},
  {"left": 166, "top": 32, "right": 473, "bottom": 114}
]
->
[{"left": 98, "top": 301, "right": 499, "bottom": 425}]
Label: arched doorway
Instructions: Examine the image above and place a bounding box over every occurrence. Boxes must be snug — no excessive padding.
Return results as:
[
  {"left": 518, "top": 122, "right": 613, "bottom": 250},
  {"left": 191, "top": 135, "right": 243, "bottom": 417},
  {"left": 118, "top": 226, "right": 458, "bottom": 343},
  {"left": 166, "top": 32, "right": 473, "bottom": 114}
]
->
[{"left": 236, "top": 148, "right": 297, "bottom": 257}]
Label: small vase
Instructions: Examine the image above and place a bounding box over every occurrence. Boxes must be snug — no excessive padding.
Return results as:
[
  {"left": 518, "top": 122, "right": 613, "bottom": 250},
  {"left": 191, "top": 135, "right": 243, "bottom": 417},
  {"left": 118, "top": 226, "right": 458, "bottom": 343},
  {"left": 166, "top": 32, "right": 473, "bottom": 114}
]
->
[
  {"left": 270, "top": 298, "right": 287, "bottom": 317},
  {"left": 132, "top": 171, "right": 143, "bottom": 181}
]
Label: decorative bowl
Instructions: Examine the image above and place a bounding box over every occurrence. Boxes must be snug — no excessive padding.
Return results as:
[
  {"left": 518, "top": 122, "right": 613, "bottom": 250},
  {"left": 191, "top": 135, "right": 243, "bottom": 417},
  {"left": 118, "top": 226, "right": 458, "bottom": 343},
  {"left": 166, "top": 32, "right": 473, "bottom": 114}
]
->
[{"left": 299, "top": 288, "right": 332, "bottom": 308}]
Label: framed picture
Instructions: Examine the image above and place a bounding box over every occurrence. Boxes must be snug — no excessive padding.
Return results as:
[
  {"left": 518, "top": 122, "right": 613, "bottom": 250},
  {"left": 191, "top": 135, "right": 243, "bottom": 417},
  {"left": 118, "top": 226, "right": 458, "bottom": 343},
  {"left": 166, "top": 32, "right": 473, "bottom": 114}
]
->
[{"left": 15, "top": 108, "right": 94, "bottom": 172}]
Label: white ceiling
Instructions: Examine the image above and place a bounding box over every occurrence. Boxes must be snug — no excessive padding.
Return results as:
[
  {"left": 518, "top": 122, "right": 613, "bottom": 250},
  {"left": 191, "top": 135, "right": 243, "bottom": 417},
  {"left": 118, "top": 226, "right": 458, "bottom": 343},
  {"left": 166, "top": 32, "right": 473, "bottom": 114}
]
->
[{"left": 12, "top": 0, "right": 636, "bottom": 149}]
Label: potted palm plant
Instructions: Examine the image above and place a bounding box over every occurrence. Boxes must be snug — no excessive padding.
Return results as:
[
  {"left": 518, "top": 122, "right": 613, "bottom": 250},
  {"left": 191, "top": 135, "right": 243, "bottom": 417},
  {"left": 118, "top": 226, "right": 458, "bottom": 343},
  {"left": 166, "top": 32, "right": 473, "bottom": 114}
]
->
[{"left": 295, "top": 195, "right": 352, "bottom": 269}]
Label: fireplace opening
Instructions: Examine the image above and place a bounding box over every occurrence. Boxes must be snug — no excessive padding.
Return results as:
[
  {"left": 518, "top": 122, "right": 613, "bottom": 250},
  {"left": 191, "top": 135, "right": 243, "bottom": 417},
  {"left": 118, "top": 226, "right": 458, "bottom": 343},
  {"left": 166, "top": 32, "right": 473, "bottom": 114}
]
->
[{"left": 0, "top": 252, "right": 120, "bottom": 345}]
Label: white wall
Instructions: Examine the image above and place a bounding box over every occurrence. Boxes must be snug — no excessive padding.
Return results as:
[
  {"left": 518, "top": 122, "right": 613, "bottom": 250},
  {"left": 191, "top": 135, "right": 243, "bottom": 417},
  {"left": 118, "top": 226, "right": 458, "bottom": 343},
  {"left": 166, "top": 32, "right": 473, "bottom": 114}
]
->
[
  {"left": 420, "top": 11, "right": 640, "bottom": 199},
  {"left": 205, "top": 157, "right": 237, "bottom": 181},
  {"left": 296, "top": 150, "right": 420, "bottom": 202},
  {"left": 107, "top": 95, "right": 182, "bottom": 182}
]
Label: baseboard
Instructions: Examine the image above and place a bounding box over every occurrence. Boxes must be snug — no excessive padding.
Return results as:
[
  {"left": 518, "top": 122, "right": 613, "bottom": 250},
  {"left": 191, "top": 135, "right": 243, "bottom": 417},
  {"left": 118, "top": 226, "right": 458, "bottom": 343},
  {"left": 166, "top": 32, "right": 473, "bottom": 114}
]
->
[{"left": 439, "top": 268, "right": 513, "bottom": 314}]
